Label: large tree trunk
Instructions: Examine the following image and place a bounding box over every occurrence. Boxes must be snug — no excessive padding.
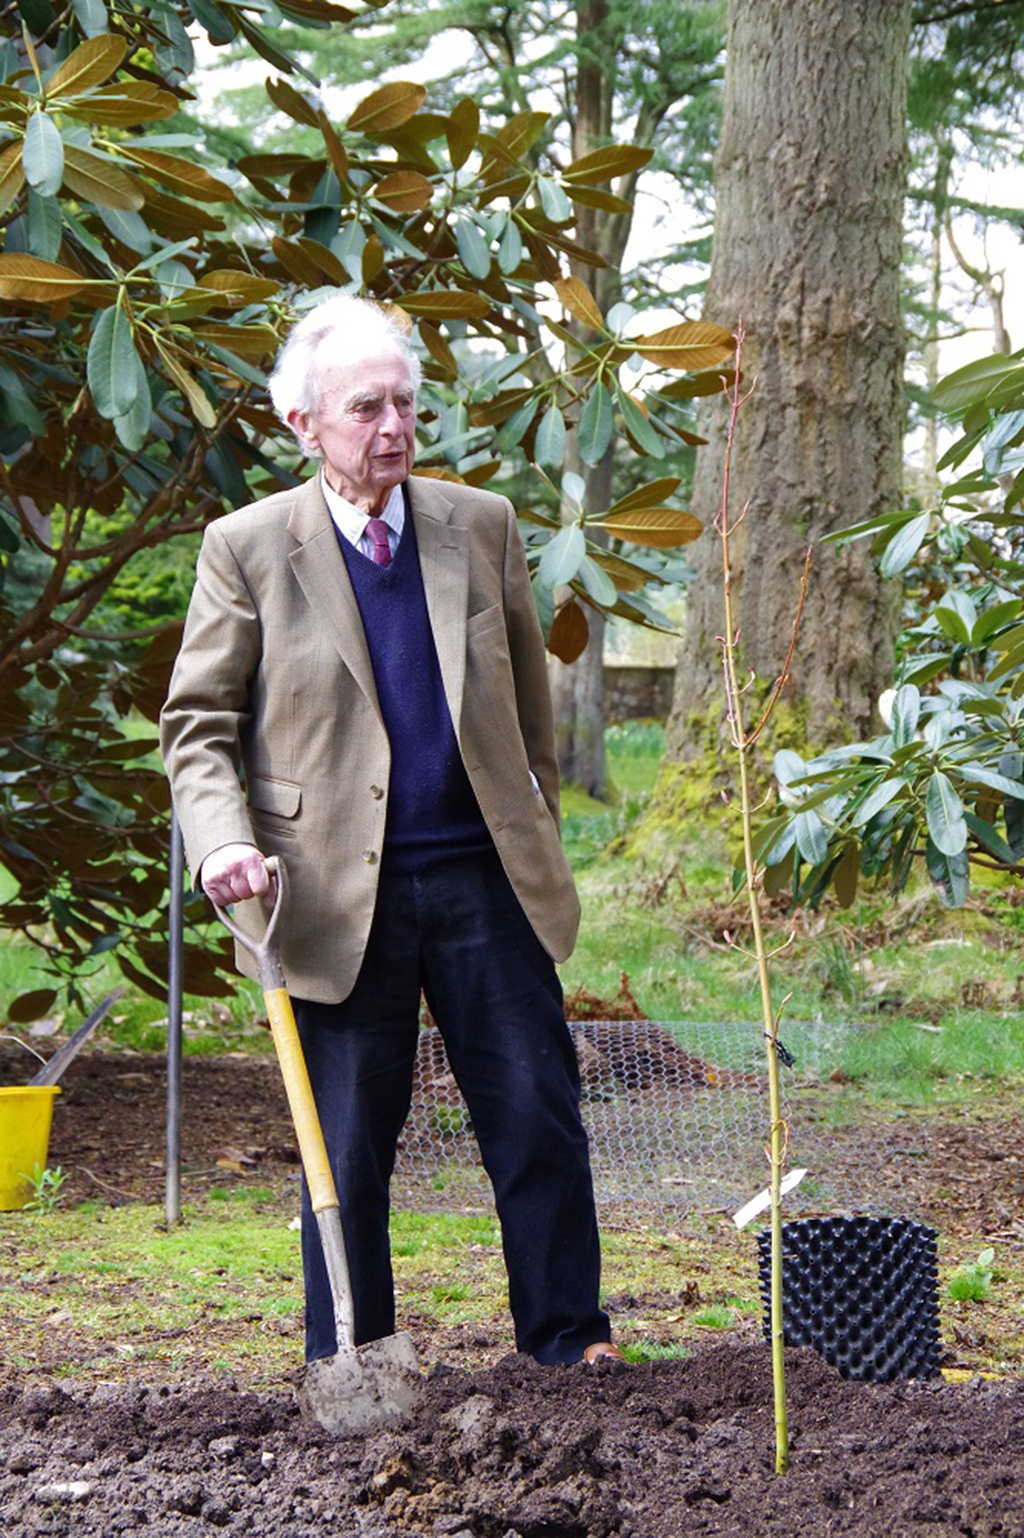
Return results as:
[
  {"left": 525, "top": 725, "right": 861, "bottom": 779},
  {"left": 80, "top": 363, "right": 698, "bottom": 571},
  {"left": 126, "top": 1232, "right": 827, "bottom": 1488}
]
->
[{"left": 667, "top": 0, "right": 912, "bottom": 762}]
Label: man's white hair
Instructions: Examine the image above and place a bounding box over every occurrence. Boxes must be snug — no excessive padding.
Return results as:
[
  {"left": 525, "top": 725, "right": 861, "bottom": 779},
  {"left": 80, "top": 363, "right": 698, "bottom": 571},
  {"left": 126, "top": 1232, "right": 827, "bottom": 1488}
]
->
[{"left": 268, "top": 294, "right": 422, "bottom": 441}]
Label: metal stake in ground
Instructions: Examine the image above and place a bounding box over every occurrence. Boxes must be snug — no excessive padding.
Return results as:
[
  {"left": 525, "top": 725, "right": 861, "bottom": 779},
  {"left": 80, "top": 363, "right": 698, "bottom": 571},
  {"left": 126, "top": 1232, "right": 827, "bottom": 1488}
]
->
[{"left": 213, "top": 858, "right": 423, "bottom": 1434}]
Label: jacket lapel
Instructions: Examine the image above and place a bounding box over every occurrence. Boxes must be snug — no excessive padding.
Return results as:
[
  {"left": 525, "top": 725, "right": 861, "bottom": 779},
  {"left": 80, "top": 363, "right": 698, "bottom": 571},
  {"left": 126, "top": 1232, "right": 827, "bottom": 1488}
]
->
[
  {"left": 285, "top": 474, "right": 470, "bottom": 731},
  {"left": 409, "top": 479, "right": 469, "bottom": 731},
  {"left": 286, "top": 476, "right": 381, "bottom": 714}
]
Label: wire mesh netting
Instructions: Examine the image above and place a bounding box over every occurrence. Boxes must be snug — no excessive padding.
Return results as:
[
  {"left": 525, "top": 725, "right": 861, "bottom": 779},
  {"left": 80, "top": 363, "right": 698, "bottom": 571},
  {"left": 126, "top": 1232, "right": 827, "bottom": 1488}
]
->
[{"left": 391, "top": 1019, "right": 922, "bottom": 1224}]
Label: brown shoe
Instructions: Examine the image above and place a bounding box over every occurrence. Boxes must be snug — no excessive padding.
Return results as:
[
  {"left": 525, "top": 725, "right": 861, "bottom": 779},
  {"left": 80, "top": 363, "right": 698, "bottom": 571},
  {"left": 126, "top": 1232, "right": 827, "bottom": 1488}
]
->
[{"left": 582, "top": 1341, "right": 627, "bottom": 1366}]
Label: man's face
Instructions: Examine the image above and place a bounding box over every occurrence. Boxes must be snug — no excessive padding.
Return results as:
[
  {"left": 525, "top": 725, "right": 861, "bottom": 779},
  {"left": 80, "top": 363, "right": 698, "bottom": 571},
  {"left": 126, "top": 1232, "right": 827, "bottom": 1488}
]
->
[{"left": 289, "top": 350, "right": 417, "bottom": 514}]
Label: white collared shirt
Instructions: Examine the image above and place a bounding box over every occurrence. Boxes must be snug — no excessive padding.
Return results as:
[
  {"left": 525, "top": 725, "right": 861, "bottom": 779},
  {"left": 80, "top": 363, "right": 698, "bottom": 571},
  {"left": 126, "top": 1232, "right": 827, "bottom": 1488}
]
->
[{"left": 320, "top": 473, "right": 405, "bottom": 562}]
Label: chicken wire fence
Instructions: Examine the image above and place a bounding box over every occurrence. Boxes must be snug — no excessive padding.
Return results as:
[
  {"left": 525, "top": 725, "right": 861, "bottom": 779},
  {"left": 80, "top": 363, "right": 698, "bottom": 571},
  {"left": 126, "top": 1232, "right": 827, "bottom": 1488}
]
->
[
  {"left": 162, "top": 830, "right": 931, "bottom": 1229},
  {"left": 391, "top": 1019, "right": 928, "bottom": 1226}
]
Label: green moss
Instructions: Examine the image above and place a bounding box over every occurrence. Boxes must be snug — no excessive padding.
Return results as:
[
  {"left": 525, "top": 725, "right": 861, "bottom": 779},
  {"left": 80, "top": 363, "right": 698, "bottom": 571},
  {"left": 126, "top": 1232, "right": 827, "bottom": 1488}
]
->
[{"left": 627, "top": 689, "right": 850, "bottom": 864}]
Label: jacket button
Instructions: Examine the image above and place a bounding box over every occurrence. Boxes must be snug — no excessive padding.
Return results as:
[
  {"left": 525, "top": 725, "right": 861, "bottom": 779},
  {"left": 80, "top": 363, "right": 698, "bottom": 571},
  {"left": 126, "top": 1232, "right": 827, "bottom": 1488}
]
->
[
  {"left": 369, "top": 784, "right": 383, "bottom": 800},
  {"left": 362, "top": 850, "right": 378, "bottom": 864}
]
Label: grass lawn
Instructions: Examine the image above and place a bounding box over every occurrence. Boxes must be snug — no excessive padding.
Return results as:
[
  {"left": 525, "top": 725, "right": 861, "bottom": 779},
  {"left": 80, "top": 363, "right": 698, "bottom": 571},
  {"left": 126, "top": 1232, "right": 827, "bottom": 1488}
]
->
[{"left": 2, "top": 721, "right": 1024, "bottom": 1385}]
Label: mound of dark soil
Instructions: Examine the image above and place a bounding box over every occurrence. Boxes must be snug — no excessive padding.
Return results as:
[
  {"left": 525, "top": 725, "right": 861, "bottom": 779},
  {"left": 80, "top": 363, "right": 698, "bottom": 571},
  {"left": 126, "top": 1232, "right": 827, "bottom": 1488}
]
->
[
  {"left": 1, "top": 1343, "right": 1021, "bottom": 1536},
  {"left": 3, "top": 1041, "right": 1024, "bottom": 1534}
]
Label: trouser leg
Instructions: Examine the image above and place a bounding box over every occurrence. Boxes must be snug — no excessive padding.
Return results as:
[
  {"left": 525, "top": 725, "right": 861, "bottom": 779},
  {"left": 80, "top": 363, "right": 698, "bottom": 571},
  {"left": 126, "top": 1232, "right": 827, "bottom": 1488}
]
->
[{"left": 418, "top": 853, "right": 608, "bottom": 1364}]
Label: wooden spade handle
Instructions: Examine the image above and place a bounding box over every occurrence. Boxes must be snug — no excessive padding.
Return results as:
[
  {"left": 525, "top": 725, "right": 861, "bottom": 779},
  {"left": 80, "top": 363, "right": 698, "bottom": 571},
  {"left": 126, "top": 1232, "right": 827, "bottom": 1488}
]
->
[{"left": 212, "top": 858, "right": 356, "bottom": 1350}]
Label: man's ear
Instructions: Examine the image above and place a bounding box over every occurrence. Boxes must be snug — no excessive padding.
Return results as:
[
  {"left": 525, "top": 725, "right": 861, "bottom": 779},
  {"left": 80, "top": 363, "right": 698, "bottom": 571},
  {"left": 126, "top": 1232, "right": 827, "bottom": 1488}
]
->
[{"left": 287, "top": 409, "right": 318, "bottom": 454}]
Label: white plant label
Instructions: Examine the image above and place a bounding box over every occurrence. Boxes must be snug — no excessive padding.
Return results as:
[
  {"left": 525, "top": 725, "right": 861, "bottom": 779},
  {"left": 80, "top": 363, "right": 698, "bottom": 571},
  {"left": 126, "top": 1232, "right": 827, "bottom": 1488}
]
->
[{"left": 732, "top": 1167, "right": 809, "bottom": 1229}]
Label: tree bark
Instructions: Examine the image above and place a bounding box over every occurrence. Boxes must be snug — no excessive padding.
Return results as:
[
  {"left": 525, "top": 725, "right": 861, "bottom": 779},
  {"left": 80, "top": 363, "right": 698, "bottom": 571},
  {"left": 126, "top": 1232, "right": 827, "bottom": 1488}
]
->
[{"left": 667, "top": 0, "right": 913, "bottom": 761}]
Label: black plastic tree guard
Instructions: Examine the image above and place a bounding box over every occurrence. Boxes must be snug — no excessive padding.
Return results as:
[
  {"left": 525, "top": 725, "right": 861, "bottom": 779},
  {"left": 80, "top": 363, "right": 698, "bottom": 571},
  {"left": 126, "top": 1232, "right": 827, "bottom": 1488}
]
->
[{"left": 758, "top": 1215, "right": 941, "bottom": 1383}]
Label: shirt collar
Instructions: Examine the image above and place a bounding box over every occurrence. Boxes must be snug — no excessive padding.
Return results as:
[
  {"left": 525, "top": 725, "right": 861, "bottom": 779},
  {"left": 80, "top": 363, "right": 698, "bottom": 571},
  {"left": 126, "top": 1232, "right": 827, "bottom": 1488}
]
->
[{"left": 320, "top": 474, "right": 406, "bottom": 545}]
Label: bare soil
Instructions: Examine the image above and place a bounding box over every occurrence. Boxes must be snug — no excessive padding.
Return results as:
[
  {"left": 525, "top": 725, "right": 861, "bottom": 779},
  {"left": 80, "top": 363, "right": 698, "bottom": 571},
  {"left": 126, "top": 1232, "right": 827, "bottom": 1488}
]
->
[
  {"left": 2, "top": 1343, "right": 1022, "bottom": 1536},
  {"left": 2, "top": 1045, "right": 1023, "bottom": 1536}
]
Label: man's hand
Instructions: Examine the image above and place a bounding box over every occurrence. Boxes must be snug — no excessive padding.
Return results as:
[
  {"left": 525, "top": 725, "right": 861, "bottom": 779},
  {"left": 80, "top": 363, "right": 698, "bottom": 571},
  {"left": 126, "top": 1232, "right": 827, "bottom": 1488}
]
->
[{"left": 200, "top": 843, "right": 272, "bottom": 908}]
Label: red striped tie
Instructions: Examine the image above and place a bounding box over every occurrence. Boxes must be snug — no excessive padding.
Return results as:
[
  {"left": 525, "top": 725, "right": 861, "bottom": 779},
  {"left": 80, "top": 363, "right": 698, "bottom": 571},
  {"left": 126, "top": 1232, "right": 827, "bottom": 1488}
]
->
[{"left": 365, "top": 517, "right": 392, "bottom": 567}]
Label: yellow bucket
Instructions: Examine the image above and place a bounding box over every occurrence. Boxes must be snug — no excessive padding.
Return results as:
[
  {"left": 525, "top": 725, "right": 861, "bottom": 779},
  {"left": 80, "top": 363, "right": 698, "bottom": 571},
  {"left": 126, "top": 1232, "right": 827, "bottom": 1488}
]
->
[{"left": 0, "top": 1086, "right": 61, "bottom": 1211}]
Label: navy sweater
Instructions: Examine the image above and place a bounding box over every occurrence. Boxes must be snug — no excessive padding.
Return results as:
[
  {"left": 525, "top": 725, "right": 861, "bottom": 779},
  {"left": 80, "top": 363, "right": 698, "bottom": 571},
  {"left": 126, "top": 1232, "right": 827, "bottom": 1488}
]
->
[{"left": 337, "top": 511, "right": 492, "bottom": 873}]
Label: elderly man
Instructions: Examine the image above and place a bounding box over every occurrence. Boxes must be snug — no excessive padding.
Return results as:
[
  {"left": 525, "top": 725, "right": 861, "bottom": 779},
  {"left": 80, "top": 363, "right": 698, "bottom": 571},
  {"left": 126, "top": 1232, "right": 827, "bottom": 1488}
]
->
[{"left": 160, "top": 294, "right": 623, "bottom": 1367}]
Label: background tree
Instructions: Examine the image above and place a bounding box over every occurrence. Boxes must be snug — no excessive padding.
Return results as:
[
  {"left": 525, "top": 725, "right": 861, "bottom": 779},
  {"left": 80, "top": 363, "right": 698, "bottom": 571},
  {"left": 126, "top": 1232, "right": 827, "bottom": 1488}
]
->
[
  {"left": 0, "top": 0, "right": 732, "bottom": 1007},
  {"left": 667, "top": 0, "right": 914, "bottom": 771},
  {"left": 732, "top": 6, "right": 1024, "bottom": 921},
  {"left": 904, "top": 2, "right": 1024, "bottom": 501},
  {"left": 665, "top": 0, "right": 1024, "bottom": 777}
]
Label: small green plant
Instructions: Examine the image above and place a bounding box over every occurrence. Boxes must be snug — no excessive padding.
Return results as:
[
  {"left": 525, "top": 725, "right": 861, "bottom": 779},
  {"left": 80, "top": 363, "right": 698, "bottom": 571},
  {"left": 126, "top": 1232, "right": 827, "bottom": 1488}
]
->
[
  {"left": 605, "top": 721, "right": 666, "bottom": 802},
  {"left": 948, "top": 1247, "right": 995, "bottom": 1302},
  {"left": 724, "top": 1294, "right": 760, "bottom": 1315},
  {"left": 621, "top": 1340, "right": 690, "bottom": 1364},
  {"left": 431, "top": 1282, "right": 470, "bottom": 1305},
  {"left": 693, "top": 1303, "right": 735, "bottom": 1330},
  {"left": 22, "top": 1164, "right": 68, "bottom": 1215}
]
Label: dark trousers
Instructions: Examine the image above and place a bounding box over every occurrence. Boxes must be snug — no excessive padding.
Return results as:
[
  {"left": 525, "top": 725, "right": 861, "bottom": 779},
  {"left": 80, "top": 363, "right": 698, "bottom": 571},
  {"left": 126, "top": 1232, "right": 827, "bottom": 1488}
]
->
[{"left": 293, "top": 850, "right": 608, "bottom": 1365}]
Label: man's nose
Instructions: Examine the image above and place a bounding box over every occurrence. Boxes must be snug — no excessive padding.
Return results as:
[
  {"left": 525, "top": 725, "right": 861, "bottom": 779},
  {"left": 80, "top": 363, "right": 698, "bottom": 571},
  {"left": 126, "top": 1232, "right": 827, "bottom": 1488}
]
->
[{"left": 378, "top": 401, "right": 405, "bottom": 435}]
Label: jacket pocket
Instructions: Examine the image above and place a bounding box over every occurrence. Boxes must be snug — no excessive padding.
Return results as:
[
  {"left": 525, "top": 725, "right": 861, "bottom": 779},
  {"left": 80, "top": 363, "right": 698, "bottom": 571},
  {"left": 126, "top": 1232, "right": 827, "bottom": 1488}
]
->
[
  {"left": 248, "top": 774, "right": 302, "bottom": 819},
  {"left": 467, "top": 602, "right": 503, "bottom": 638}
]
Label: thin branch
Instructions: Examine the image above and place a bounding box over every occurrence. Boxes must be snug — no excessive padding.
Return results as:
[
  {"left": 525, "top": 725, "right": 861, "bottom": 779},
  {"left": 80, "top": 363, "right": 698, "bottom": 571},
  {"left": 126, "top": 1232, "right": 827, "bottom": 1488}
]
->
[
  {"left": 78, "top": 1168, "right": 143, "bottom": 1201},
  {"left": 722, "top": 930, "right": 758, "bottom": 960},
  {"left": 970, "top": 854, "right": 1024, "bottom": 874},
  {"left": 913, "top": 0, "right": 1024, "bottom": 22},
  {"left": 749, "top": 546, "right": 813, "bottom": 746},
  {"left": 770, "top": 990, "right": 795, "bottom": 1035},
  {"left": 943, "top": 210, "right": 1013, "bottom": 355},
  {"left": 0, "top": 392, "right": 248, "bottom": 676}
]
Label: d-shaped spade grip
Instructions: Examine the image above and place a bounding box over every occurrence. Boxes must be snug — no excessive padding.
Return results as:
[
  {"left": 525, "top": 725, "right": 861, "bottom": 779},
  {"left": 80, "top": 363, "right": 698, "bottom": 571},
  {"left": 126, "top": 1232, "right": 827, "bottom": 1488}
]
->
[{"left": 211, "top": 854, "right": 288, "bottom": 994}]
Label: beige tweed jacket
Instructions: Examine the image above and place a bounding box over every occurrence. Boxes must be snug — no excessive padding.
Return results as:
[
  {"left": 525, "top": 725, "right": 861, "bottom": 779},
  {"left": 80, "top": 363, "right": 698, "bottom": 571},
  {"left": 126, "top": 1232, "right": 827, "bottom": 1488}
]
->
[{"left": 159, "top": 474, "right": 580, "bottom": 1002}]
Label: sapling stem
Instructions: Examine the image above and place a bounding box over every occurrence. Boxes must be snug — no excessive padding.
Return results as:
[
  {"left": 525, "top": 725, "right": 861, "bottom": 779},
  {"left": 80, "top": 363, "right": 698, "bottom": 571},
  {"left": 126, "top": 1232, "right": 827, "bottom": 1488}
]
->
[{"left": 714, "top": 323, "right": 810, "bottom": 1476}]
